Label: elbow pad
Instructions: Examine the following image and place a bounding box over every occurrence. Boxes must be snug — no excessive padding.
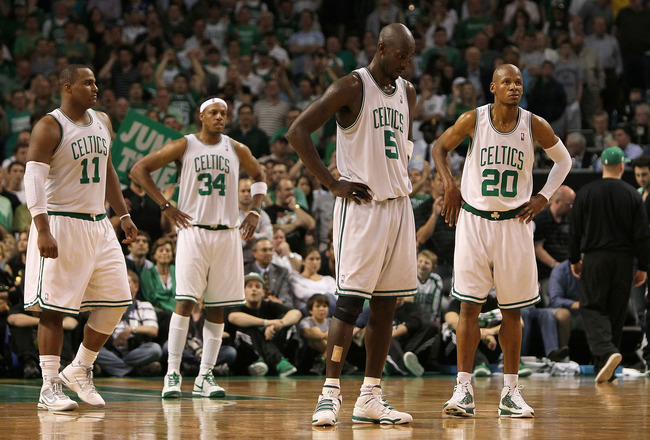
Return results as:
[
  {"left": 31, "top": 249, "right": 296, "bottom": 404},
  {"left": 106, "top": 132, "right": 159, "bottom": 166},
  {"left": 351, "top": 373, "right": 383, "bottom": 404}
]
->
[
  {"left": 25, "top": 161, "right": 50, "bottom": 218},
  {"left": 538, "top": 139, "right": 572, "bottom": 201}
]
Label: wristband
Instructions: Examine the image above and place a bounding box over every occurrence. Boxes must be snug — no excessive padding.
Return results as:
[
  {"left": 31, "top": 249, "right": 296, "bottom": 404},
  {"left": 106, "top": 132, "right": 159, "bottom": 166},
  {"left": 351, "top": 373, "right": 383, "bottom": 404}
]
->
[
  {"left": 161, "top": 202, "right": 171, "bottom": 211},
  {"left": 263, "top": 319, "right": 269, "bottom": 327},
  {"left": 251, "top": 181, "right": 268, "bottom": 196},
  {"left": 248, "top": 210, "right": 260, "bottom": 217},
  {"left": 120, "top": 213, "right": 131, "bottom": 221}
]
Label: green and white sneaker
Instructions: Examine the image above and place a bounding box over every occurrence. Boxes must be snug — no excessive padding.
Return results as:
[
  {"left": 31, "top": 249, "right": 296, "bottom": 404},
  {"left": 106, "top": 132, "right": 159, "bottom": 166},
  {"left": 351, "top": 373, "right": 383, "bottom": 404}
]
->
[
  {"left": 352, "top": 386, "right": 413, "bottom": 425},
  {"left": 498, "top": 384, "right": 534, "bottom": 418},
  {"left": 442, "top": 381, "right": 475, "bottom": 417},
  {"left": 473, "top": 362, "right": 492, "bottom": 377},
  {"left": 276, "top": 358, "right": 297, "bottom": 377},
  {"left": 518, "top": 362, "right": 533, "bottom": 378},
  {"left": 403, "top": 351, "right": 425, "bottom": 377},
  {"left": 247, "top": 358, "right": 269, "bottom": 376},
  {"left": 162, "top": 371, "right": 182, "bottom": 398},
  {"left": 193, "top": 370, "right": 226, "bottom": 398},
  {"left": 312, "top": 385, "right": 342, "bottom": 426}
]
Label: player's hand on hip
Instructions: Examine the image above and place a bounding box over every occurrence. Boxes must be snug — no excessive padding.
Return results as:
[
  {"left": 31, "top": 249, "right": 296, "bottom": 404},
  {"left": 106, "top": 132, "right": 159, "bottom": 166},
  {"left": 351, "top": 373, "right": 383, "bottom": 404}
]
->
[
  {"left": 239, "top": 213, "right": 260, "bottom": 241},
  {"left": 330, "top": 180, "right": 372, "bottom": 204},
  {"left": 441, "top": 185, "right": 462, "bottom": 226},
  {"left": 516, "top": 194, "right": 546, "bottom": 224},
  {"left": 120, "top": 217, "right": 139, "bottom": 244},
  {"left": 37, "top": 231, "right": 58, "bottom": 259},
  {"left": 163, "top": 205, "right": 193, "bottom": 229}
]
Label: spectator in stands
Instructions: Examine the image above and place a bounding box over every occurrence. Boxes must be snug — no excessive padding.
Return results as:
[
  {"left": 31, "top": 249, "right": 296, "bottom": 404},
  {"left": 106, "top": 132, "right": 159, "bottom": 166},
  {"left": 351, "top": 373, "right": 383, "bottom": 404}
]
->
[
  {"left": 287, "top": 9, "right": 325, "bottom": 81},
  {"left": 4, "top": 161, "right": 25, "bottom": 204},
  {"left": 566, "top": 131, "right": 592, "bottom": 170},
  {"left": 0, "top": 90, "right": 31, "bottom": 158},
  {"left": 548, "top": 260, "right": 582, "bottom": 352},
  {"left": 415, "top": 250, "right": 445, "bottom": 325},
  {"left": 98, "top": 44, "right": 141, "bottom": 99},
  {"left": 126, "top": 231, "right": 153, "bottom": 275},
  {"left": 290, "top": 246, "right": 336, "bottom": 313},
  {"left": 299, "top": 293, "right": 331, "bottom": 374},
  {"left": 228, "top": 104, "right": 269, "bottom": 159},
  {"left": 96, "top": 270, "right": 163, "bottom": 377},
  {"left": 239, "top": 176, "right": 273, "bottom": 265},
  {"left": 584, "top": 16, "right": 622, "bottom": 115},
  {"left": 528, "top": 61, "right": 566, "bottom": 138},
  {"left": 140, "top": 237, "right": 176, "bottom": 314},
  {"left": 455, "top": 0, "right": 494, "bottom": 49},
  {"left": 227, "top": 272, "right": 301, "bottom": 376},
  {"left": 2, "top": 131, "right": 29, "bottom": 169},
  {"left": 56, "top": 20, "right": 92, "bottom": 65},
  {"left": 254, "top": 79, "right": 291, "bottom": 138},
  {"left": 244, "top": 238, "right": 294, "bottom": 306}
]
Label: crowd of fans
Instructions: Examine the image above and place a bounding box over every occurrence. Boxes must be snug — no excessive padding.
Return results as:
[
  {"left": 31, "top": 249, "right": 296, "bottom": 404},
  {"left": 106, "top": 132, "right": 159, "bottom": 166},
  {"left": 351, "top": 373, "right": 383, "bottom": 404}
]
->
[{"left": 0, "top": 0, "right": 649, "bottom": 378}]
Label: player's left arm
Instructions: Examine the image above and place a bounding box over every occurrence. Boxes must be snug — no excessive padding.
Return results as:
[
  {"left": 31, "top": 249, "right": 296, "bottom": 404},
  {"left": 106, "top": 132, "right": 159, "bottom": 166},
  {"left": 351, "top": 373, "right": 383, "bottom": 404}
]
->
[
  {"left": 405, "top": 80, "right": 418, "bottom": 157},
  {"left": 515, "top": 114, "right": 571, "bottom": 224},
  {"left": 233, "top": 139, "right": 266, "bottom": 240},
  {"left": 97, "top": 111, "right": 138, "bottom": 243}
]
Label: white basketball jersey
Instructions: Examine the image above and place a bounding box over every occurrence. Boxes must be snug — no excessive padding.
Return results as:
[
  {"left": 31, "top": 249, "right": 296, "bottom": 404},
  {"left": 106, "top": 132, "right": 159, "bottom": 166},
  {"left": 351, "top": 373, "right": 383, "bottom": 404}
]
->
[
  {"left": 177, "top": 133, "right": 240, "bottom": 227},
  {"left": 46, "top": 108, "right": 111, "bottom": 214},
  {"left": 461, "top": 104, "right": 535, "bottom": 211},
  {"left": 336, "top": 68, "right": 412, "bottom": 201}
]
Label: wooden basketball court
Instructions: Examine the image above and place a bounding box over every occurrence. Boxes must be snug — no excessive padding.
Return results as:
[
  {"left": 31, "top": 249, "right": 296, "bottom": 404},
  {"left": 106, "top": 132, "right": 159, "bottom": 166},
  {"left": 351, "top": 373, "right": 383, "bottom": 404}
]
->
[{"left": 0, "top": 374, "right": 647, "bottom": 439}]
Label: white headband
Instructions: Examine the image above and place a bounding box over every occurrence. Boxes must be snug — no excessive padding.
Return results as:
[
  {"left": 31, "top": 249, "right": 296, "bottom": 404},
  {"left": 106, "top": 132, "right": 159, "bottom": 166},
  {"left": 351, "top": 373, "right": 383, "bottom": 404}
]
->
[{"left": 200, "top": 97, "right": 228, "bottom": 113}]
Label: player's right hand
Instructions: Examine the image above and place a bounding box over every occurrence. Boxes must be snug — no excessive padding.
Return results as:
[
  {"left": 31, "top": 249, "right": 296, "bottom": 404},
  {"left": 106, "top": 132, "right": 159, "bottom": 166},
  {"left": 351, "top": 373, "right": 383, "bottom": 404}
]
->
[
  {"left": 163, "top": 205, "right": 193, "bottom": 229},
  {"left": 37, "top": 231, "right": 58, "bottom": 259},
  {"left": 330, "top": 180, "right": 372, "bottom": 204},
  {"left": 441, "top": 185, "right": 462, "bottom": 226}
]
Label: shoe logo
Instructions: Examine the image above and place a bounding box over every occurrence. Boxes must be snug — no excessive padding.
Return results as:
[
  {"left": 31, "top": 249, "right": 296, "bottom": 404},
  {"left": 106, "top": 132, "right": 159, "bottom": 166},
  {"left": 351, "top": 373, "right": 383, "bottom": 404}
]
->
[
  {"left": 502, "top": 395, "right": 522, "bottom": 410},
  {"left": 41, "top": 390, "right": 56, "bottom": 404}
]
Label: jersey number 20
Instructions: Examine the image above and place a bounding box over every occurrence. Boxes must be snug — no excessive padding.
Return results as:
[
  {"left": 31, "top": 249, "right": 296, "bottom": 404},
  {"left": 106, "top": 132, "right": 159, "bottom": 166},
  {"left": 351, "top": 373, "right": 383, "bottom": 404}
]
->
[
  {"left": 481, "top": 169, "right": 518, "bottom": 198},
  {"left": 198, "top": 173, "right": 226, "bottom": 196}
]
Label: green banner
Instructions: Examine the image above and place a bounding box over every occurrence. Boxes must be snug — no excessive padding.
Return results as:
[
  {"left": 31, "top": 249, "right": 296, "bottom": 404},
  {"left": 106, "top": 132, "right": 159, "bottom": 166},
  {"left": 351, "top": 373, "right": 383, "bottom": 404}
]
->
[{"left": 111, "top": 110, "right": 183, "bottom": 187}]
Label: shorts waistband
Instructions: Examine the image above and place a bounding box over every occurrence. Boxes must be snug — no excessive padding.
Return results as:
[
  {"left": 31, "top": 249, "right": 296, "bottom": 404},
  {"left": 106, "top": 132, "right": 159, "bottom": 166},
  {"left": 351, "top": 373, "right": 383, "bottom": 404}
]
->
[
  {"left": 193, "top": 224, "right": 231, "bottom": 231},
  {"left": 461, "top": 203, "right": 521, "bottom": 221},
  {"left": 48, "top": 211, "right": 107, "bottom": 221}
]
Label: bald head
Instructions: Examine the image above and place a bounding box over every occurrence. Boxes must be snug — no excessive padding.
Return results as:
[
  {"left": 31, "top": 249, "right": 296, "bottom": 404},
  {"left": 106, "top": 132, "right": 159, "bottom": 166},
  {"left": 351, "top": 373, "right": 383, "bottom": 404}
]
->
[
  {"left": 378, "top": 23, "right": 415, "bottom": 49},
  {"left": 492, "top": 63, "right": 522, "bottom": 82}
]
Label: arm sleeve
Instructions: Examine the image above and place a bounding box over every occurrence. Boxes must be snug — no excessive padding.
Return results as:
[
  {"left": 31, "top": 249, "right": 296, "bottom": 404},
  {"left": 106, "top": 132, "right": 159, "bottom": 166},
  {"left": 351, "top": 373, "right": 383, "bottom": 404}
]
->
[
  {"left": 538, "top": 139, "right": 572, "bottom": 201},
  {"left": 25, "top": 161, "right": 50, "bottom": 217}
]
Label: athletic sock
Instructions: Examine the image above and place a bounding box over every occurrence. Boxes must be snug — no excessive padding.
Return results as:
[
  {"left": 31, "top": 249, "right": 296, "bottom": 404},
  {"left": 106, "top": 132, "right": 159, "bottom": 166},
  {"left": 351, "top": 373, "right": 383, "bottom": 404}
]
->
[
  {"left": 167, "top": 313, "right": 190, "bottom": 373},
  {"left": 199, "top": 321, "right": 224, "bottom": 374}
]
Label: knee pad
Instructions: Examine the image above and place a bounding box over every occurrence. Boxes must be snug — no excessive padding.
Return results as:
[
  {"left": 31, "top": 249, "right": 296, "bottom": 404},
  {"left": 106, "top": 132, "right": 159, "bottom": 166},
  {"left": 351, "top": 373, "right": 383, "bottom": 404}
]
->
[
  {"left": 333, "top": 296, "right": 365, "bottom": 325},
  {"left": 87, "top": 306, "right": 128, "bottom": 335}
]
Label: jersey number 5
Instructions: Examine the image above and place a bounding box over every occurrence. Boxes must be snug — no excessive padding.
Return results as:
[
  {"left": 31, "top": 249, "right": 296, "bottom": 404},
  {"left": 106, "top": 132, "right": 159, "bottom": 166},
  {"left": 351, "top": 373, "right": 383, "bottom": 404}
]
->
[
  {"left": 198, "top": 173, "right": 226, "bottom": 196},
  {"left": 481, "top": 169, "right": 518, "bottom": 198},
  {"left": 384, "top": 130, "right": 399, "bottom": 159}
]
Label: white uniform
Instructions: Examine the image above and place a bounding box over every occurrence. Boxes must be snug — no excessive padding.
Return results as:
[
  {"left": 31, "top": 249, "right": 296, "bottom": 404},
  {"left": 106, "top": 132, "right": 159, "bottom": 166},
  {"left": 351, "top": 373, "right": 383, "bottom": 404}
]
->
[
  {"left": 25, "top": 109, "right": 131, "bottom": 313},
  {"left": 333, "top": 68, "right": 417, "bottom": 298},
  {"left": 174, "top": 133, "right": 245, "bottom": 307},
  {"left": 452, "top": 104, "right": 540, "bottom": 309}
]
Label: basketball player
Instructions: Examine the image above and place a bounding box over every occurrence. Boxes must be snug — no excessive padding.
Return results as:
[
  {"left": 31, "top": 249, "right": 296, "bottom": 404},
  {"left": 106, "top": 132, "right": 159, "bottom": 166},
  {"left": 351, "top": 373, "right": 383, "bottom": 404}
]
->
[
  {"left": 24, "top": 65, "right": 138, "bottom": 411},
  {"left": 432, "top": 64, "right": 572, "bottom": 418},
  {"left": 286, "top": 23, "right": 417, "bottom": 426},
  {"left": 130, "top": 97, "right": 265, "bottom": 398}
]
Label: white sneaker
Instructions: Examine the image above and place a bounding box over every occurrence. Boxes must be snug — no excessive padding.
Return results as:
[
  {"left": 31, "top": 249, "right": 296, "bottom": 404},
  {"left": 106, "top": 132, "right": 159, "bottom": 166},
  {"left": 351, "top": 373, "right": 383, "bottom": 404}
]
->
[
  {"left": 403, "top": 352, "right": 424, "bottom": 377},
  {"left": 60, "top": 364, "right": 105, "bottom": 407},
  {"left": 38, "top": 377, "right": 79, "bottom": 411},
  {"left": 162, "top": 371, "right": 183, "bottom": 398},
  {"left": 193, "top": 370, "right": 226, "bottom": 398},
  {"left": 352, "top": 386, "right": 412, "bottom": 425},
  {"left": 247, "top": 359, "right": 269, "bottom": 376},
  {"left": 498, "top": 384, "right": 534, "bottom": 418},
  {"left": 442, "top": 381, "right": 475, "bottom": 417},
  {"left": 312, "top": 385, "right": 342, "bottom": 426}
]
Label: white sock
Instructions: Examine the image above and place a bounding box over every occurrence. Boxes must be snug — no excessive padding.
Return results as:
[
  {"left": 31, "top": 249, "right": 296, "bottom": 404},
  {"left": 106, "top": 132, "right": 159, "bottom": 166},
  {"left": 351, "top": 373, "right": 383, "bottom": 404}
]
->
[
  {"left": 199, "top": 321, "right": 224, "bottom": 374},
  {"left": 504, "top": 374, "right": 518, "bottom": 388},
  {"left": 167, "top": 313, "right": 190, "bottom": 374},
  {"left": 360, "top": 377, "right": 381, "bottom": 395},
  {"left": 457, "top": 371, "right": 472, "bottom": 384},
  {"left": 322, "top": 378, "right": 340, "bottom": 395},
  {"left": 73, "top": 343, "right": 98, "bottom": 367},
  {"left": 40, "top": 355, "right": 60, "bottom": 382}
]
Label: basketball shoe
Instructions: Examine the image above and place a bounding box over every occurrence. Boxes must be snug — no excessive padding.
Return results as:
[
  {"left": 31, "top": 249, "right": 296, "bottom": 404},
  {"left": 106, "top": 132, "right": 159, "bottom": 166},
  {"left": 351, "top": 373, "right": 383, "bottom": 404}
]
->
[
  {"left": 60, "top": 363, "right": 105, "bottom": 407},
  {"left": 498, "top": 384, "right": 534, "bottom": 418},
  {"left": 193, "top": 370, "right": 226, "bottom": 397},
  {"left": 352, "top": 386, "right": 413, "bottom": 424},
  {"left": 38, "top": 377, "right": 79, "bottom": 411},
  {"left": 312, "top": 385, "right": 342, "bottom": 426},
  {"left": 442, "top": 381, "right": 475, "bottom": 417},
  {"left": 596, "top": 353, "right": 622, "bottom": 383},
  {"left": 162, "top": 371, "right": 182, "bottom": 398}
]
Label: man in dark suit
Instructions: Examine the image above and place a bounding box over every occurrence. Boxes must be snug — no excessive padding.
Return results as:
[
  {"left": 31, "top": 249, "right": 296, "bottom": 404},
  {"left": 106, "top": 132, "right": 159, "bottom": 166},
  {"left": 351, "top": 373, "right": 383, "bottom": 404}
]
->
[{"left": 244, "top": 238, "right": 294, "bottom": 307}]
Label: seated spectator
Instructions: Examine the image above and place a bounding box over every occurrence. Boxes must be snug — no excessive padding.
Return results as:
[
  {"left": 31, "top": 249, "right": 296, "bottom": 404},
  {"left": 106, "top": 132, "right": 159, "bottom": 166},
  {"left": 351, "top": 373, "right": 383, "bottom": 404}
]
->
[
  {"left": 289, "top": 246, "right": 336, "bottom": 313},
  {"left": 227, "top": 273, "right": 302, "bottom": 376},
  {"left": 140, "top": 237, "right": 176, "bottom": 314},
  {"left": 228, "top": 103, "right": 270, "bottom": 159},
  {"left": 126, "top": 231, "right": 154, "bottom": 274},
  {"left": 414, "top": 250, "right": 445, "bottom": 326},
  {"left": 298, "top": 294, "right": 330, "bottom": 375},
  {"left": 271, "top": 226, "right": 302, "bottom": 275},
  {"left": 244, "top": 238, "right": 294, "bottom": 306},
  {"left": 6, "top": 231, "right": 28, "bottom": 281},
  {"left": 386, "top": 297, "right": 438, "bottom": 377},
  {"left": 4, "top": 161, "right": 26, "bottom": 204},
  {"left": 520, "top": 306, "right": 570, "bottom": 362},
  {"left": 96, "top": 270, "right": 163, "bottom": 377},
  {"left": 548, "top": 259, "right": 582, "bottom": 351}
]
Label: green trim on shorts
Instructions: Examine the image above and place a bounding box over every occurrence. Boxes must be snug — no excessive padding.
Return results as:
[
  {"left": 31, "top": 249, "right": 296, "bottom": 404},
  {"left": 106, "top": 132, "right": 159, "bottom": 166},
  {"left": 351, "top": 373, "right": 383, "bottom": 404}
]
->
[
  {"left": 450, "top": 286, "right": 488, "bottom": 305},
  {"left": 498, "top": 295, "right": 541, "bottom": 310},
  {"left": 338, "top": 290, "right": 372, "bottom": 300},
  {"left": 175, "top": 295, "right": 199, "bottom": 303},
  {"left": 335, "top": 198, "right": 349, "bottom": 293},
  {"left": 48, "top": 211, "right": 107, "bottom": 221},
  {"left": 194, "top": 224, "right": 231, "bottom": 231},
  {"left": 204, "top": 299, "right": 246, "bottom": 307},
  {"left": 461, "top": 203, "right": 522, "bottom": 221},
  {"left": 81, "top": 299, "right": 133, "bottom": 306}
]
